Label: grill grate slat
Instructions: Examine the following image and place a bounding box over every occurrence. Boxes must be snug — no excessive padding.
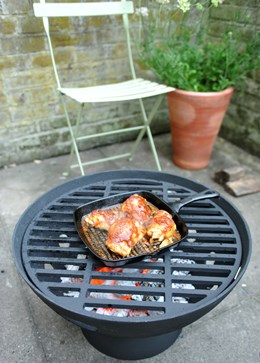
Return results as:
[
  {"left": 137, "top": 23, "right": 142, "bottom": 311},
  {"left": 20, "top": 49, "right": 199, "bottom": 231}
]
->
[{"left": 84, "top": 298, "right": 166, "bottom": 310}]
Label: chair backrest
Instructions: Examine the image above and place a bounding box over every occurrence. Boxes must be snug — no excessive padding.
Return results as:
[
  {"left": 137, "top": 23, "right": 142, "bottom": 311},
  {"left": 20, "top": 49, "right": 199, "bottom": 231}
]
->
[{"left": 33, "top": 0, "right": 136, "bottom": 88}]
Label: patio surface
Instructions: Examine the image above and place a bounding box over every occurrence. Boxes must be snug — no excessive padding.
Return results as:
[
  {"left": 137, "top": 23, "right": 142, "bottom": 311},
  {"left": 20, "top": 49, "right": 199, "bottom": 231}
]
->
[{"left": 1, "top": 133, "right": 259, "bottom": 363}]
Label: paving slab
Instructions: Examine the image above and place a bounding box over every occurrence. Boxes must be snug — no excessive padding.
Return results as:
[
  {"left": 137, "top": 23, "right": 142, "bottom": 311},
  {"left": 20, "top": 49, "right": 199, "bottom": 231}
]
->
[{"left": 0, "top": 134, "right": 259, "bottom": 363}]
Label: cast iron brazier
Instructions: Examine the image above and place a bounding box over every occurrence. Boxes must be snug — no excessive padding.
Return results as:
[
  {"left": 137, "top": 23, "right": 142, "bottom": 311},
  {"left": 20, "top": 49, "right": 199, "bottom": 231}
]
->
[{"left": 13, "top": 170, "right": 251, "bottom": 360}]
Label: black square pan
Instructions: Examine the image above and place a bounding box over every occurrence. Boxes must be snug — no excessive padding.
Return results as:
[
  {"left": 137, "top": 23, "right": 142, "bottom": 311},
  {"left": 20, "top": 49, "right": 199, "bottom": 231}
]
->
[{"left": 73, "top": 191, "right": 188, "bottom": 267}]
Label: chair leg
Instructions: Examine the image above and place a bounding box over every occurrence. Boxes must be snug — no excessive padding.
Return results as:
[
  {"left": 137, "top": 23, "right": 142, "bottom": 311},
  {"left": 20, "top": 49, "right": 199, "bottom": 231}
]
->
[
  {"left": 63, "top": 103, "right": 85, "bottom": 176},
  {"left": 129, "top": 95, "right": 164, "bottom": 171},
  {"left": 60, "top": 95, "right": 85, "bottom": 176}
]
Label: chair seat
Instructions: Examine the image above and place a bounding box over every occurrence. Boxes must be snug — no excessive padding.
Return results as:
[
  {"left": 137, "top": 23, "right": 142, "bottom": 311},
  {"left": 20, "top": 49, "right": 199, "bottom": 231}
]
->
[{"left": 58, "top": 78, "right": 175, "bottom": 103}]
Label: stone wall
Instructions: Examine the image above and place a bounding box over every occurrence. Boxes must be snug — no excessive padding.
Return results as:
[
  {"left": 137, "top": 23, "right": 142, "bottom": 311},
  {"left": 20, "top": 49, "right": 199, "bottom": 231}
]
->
[
  {"left": 0, "top": 0, "right": 169, "bottom": 168},
  {"left": 208, "top": 0, "right": 260, "bottom": 157}
]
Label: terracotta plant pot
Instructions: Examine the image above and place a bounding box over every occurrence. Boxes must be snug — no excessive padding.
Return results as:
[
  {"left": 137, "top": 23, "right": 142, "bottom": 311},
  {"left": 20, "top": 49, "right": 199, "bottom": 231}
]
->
[{"left": 167, "top": 87, "right": 234, "bottom": 170}]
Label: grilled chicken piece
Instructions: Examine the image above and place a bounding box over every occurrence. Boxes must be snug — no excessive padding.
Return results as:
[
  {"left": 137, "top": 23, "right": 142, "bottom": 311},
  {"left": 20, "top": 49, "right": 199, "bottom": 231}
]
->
[
  {"left": 84, "top": 209, "right": 121, "bottom": 231},
  {"left": 106, "top": 218, "right": 146, "bottom": 257},
  {"left": 121, "top": 194, "right": 152, "bottom": 225},
  {"left": 147, "top": 210, "right": 179, "bottom": 243}
]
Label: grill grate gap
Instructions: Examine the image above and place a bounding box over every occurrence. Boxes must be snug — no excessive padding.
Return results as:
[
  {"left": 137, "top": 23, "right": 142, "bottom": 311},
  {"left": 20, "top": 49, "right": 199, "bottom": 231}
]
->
[{"left": 49, "top": 287, "right": 81, "bottom": 298}]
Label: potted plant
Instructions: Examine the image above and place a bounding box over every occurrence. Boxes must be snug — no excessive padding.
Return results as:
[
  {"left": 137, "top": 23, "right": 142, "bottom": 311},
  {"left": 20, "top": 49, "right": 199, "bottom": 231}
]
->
[{"left": 135, "top": 0, "right": 260, "bottom": 169}]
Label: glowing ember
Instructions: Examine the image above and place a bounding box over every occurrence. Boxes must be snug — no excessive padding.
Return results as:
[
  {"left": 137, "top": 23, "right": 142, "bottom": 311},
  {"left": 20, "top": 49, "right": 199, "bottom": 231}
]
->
[{"left": 60, "top": 254, "right": 195, "bottom": 316}]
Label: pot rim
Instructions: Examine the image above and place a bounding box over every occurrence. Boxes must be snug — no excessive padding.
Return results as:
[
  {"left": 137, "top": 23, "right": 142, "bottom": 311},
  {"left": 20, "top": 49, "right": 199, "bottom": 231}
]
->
[{"left": 168, "top": 87, "right": 234, "bottom": 97}]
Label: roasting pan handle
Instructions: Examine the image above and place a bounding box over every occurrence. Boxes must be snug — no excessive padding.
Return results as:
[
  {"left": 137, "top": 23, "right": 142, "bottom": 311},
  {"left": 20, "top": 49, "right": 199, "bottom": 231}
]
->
[{"left": 172, "top": 189, "right": 219, "bottom": 213}]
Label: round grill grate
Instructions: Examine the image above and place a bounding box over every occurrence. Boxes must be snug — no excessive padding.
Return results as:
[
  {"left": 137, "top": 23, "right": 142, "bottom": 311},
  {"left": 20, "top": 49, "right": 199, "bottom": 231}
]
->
[{"left": 19, "top": 171, "right": 244, "bottom": 323}]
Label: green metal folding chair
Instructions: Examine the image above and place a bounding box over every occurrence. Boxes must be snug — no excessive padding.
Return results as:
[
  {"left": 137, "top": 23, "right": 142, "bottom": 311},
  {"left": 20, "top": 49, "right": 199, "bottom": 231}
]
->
[{"left": 34, "top": 0, "right": 175, "bottom": 175}]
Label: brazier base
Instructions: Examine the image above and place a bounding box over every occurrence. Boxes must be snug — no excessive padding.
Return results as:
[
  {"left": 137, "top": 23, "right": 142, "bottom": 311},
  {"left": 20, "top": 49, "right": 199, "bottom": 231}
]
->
[{"left": 82, "top": 328, "right": 182, "bottom": 360}]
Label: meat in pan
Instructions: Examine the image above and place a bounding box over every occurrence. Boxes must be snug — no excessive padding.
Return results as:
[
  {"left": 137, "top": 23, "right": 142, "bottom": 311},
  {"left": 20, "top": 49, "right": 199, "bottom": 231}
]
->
[
  {"left": 147, "top": 210, "right": 180, "bottom": 247},
  {"left": 106, "top": 218, "right": 146, "bottom": 257},
  {"left": 84, "top": 209, "right": 121, "bottom": 231},
  {"left": 83, "top": 193, "right": 180, "bottom": 258},
  {"left": 121, "top": 194, "right": 153, "bottom": 225}
]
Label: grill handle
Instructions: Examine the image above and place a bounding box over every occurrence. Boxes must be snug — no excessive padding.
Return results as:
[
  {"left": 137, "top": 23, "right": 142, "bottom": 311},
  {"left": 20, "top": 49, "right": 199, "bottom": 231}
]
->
[{"left": 171, "top": 189, "right": 219, "bottom": 213}]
